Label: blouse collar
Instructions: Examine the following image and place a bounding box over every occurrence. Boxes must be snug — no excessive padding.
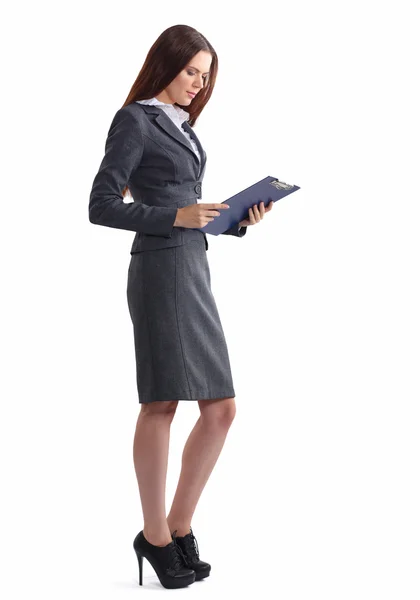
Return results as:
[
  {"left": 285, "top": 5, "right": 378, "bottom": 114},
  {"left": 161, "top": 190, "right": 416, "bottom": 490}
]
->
[{"left": 136, "top": 97, "right": 190, "bottom": 124}]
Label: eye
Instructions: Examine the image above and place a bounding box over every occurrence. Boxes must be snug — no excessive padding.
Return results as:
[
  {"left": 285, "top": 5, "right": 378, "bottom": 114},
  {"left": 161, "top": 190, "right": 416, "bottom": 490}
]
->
[{"left": 187, "top": 70, "right": 208, "bottom": 81}]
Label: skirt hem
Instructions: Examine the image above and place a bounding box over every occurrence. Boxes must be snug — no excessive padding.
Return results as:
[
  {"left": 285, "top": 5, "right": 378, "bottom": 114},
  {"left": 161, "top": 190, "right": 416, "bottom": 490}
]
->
[{"left": 138, "top": 389, "right": 236, "bottom": 404}]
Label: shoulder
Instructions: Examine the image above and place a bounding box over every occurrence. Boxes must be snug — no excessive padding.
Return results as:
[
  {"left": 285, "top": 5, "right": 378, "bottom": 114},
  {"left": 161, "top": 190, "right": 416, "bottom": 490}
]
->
[
  {"left": 117, "top": 102, "right": 145, "bottom": 119},
  {"left": 108, "top": 103, "right": 146, "bottom": 135}
]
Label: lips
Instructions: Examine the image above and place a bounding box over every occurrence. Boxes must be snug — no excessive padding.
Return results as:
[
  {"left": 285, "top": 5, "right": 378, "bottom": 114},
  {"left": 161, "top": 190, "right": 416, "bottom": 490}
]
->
[{"left": 187, "top": 91, "right": 196, "bottom": 97}]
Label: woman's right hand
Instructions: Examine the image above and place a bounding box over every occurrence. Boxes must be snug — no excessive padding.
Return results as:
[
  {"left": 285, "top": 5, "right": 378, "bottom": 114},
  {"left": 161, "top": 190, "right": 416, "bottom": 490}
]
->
[{"left": 174, "top": 203, "right": 230, "bottom": 229}]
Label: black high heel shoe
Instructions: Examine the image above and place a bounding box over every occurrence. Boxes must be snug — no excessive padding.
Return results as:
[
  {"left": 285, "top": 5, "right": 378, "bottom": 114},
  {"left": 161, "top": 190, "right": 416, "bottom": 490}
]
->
[
  {"left": 172, "top": 527, "right": 211, "bottom": 580},
  {"left": 133, "top": 530, "right": 196, "bottom": 589}
]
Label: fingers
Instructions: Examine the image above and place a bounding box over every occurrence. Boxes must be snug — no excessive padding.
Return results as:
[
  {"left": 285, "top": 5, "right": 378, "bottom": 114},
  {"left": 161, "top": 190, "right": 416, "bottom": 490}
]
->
[
  {"left": 249, "top": 202, "right": 262, "bottom": 223},
  {"left": 246, "top": 200, "right": 273, "bottom": 224},
  {"left": 203, "top": 200, "right": 272, "bottom": 224},
  {"left": 201, "top": 203, "right": 229, "bottom": 218},
  {"left": 204, "top": 208, "right": 221, "bottom": 217},
  {"left": 248, "top": 205, "right": 257, "bottom": 223}
]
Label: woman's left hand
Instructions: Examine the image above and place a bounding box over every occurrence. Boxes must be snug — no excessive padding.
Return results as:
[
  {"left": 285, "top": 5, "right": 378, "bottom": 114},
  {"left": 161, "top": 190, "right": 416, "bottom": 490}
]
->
[{"left": 239, "top": 200, "right": 274, "bottom": 227}]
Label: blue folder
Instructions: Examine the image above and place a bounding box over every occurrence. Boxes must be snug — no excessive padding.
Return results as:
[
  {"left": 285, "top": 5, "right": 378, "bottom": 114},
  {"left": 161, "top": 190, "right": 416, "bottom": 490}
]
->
[{"left": 199, "top": 176, "right": 300, "bottom": 235}]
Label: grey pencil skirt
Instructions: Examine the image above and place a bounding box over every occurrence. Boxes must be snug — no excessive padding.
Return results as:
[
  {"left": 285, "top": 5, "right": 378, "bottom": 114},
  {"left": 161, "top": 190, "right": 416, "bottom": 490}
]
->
[{"left": 126, "top": 235, "right": 236, "bottom": 404}]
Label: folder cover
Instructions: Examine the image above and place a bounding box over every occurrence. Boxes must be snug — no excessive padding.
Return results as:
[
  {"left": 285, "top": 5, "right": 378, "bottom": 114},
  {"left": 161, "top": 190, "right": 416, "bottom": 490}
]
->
[{"left": 199, "top": 176, "right": 300, "bottom": 236}]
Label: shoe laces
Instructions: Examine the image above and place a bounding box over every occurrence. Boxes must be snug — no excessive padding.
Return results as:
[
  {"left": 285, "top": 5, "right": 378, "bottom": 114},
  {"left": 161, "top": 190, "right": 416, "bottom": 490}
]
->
[
  {"left": 168, "top": 540, "right": 188, "bottom": 570},
  {"left": 174, "top": 527, "right": 200, "bottom": 561}
]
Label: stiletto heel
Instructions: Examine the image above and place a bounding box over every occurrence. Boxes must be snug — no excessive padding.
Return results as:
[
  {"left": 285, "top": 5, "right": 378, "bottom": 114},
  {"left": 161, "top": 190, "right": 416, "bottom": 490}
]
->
[
  {"left": 136, "top": 552, "right": 143, "bottom": 585},
  {"left": 133, "top": 530, "right": 196, "bottom": 589}
]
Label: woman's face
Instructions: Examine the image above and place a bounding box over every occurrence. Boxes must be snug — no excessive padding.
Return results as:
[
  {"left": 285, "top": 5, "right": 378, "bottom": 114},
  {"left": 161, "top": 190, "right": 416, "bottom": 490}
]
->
[{"left": 157, "top": 50, "right": 212, "bottom": 106}]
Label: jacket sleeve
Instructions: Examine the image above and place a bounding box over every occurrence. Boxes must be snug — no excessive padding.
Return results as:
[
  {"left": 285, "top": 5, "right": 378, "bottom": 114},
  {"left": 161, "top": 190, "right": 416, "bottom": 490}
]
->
[
  {"left": 221, "top": 224, "right": 248, "bottom": 237},
  {"left": 88, "top": 108, "right": 178, "bottom": 236}
]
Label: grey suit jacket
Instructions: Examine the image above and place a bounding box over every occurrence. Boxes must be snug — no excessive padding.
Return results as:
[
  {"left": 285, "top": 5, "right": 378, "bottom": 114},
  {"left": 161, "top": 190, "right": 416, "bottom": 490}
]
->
[{"left": 89, "top": 102, "right": 247, "bottom": 253}]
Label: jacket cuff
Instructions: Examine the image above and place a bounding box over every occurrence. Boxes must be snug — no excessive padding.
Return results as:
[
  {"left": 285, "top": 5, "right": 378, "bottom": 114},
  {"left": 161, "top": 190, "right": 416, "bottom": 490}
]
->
[
  {"left": 141, "top": 205, "right": 178, "bottom": 237},
  {"left": 222, "top": 224, "right": 248, "bottom": 237}
]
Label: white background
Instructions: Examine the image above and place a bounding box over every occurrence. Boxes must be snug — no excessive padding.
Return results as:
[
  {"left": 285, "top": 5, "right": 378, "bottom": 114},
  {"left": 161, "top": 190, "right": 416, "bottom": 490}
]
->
[{"left": 1, "top": 1, "right": 419, "bottom": 598}]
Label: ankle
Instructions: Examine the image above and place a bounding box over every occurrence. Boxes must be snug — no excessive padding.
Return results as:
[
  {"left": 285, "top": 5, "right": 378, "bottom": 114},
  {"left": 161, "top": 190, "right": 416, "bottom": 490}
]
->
[
  {"left": 167, "top": 524, "right": 191, "bottom": 538},
  {"left": 143, "top": 526, "right": 172, "bottom": 547}
]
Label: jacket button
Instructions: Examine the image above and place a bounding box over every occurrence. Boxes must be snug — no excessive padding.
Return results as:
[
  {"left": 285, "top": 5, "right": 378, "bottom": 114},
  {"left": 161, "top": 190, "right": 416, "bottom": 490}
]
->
[{"left": 194, "top": 182, "right": 202, "bottom": 196}]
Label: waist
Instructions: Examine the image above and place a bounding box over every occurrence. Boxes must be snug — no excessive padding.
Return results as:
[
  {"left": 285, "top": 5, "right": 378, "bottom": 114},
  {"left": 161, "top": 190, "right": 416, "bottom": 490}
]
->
[
  {"left": 130, "top": 227, "right": 208, "bottom": 254},
  {"left": 131, "top": 180, "right": 203, "bottom": 202}
]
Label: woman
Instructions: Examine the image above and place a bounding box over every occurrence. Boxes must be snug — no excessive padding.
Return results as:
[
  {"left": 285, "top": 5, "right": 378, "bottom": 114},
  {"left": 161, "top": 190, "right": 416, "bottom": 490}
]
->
[{"left": 89, "top": 24, "right": 273, "bottom": 590}]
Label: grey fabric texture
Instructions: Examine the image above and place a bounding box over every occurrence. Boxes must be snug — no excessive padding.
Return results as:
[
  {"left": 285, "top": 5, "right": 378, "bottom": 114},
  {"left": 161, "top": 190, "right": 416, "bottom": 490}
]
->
[
  {"left": 89, "top": 102, "right": 246, "bottom": 403},
  {"left": 126, "top": 236, "right": 236, "bottom": 403},
  {"left": 89, "top": 102, "right": 247, "bottom": 253}
]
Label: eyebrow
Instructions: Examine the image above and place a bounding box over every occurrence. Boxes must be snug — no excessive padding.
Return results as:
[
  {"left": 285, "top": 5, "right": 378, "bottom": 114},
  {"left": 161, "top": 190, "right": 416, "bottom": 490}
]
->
[{"left": 188, "top": 65, "right": 210, "bottom": 75}]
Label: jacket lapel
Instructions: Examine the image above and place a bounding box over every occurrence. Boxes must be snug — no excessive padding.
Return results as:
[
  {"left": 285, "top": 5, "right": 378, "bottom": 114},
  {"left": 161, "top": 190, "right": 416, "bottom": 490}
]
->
[
  {"left": 134, "top": 103, "right": 206, "bottom": 178},
  {"left": 182, "top": 120, "right": 207, "bottom": 174}
]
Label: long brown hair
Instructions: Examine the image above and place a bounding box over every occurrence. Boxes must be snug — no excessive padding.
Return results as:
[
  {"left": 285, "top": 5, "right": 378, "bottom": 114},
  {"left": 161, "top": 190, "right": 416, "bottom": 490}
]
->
[{"left": 121, "top": 24, "right": 218, "bottom": 198}]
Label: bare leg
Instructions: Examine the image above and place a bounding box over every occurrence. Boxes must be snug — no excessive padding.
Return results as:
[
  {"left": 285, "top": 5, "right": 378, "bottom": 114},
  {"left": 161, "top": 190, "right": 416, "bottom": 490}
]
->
[
  {"left": 166, "top": 397, "right": 236, "bottom": 536},
  {"left": 133, "top": 400, "right": 178, "bottom": 546}
]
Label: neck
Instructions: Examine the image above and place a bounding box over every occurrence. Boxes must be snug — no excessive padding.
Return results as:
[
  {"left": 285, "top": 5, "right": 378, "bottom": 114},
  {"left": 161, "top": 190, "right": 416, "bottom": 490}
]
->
[{"left": 155, "top": 92, "right": 173, "bottom": 105}]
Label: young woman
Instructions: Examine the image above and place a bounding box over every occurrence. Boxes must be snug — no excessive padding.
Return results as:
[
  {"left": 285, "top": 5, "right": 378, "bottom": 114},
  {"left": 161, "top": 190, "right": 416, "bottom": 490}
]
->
[{"left": 89, "top": 24, "right": 273, "bottom": 590}]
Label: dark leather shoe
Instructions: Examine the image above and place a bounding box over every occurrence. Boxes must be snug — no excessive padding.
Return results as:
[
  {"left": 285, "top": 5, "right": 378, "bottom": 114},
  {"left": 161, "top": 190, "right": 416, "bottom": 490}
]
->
[
  {"left": 133, "top": 530, "right": 196, "bottom": 589},
  {"left": 172, "top": 527, "right": 211, "bottom": 580}
]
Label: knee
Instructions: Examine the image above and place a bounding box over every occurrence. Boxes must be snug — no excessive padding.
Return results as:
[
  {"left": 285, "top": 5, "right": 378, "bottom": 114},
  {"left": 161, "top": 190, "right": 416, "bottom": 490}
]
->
[
  {"left": 199, "top": 397, "right": 236, "bottom": 430},
  {"left": 140, "top": 400, "right": 178, "bottom": 422}
]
